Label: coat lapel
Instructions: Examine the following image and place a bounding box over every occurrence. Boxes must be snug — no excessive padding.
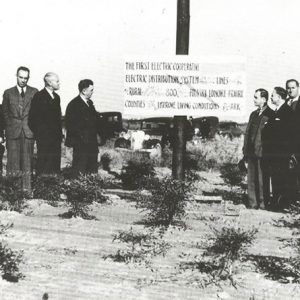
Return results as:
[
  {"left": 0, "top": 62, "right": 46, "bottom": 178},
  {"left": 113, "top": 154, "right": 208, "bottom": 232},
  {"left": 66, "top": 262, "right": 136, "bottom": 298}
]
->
[
  {"left": 22, "top": 86, "right": 33, "bottom": 112},
  {"left": 13, "top": 86, "right": 23, "bottom": 117},
  {"left": 77, "top": 96, "right": 90, "bottom": 113}
]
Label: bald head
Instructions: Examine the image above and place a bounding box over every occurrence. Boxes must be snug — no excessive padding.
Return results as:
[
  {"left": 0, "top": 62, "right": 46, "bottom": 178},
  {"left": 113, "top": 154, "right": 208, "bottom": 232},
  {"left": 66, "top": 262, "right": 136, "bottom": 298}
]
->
[{"left": 44, "top": 72, "right": 60, "bottom": 91}]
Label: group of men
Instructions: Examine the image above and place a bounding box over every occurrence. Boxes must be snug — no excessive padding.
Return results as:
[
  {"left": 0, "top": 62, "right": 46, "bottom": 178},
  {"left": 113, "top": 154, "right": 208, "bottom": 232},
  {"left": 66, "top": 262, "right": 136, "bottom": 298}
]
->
[
  {"left": 0, "top": 66, "right": 101, "bottom": 192},
  {"left": 243, "top": 80, "right": 300, "bottom": 211}
]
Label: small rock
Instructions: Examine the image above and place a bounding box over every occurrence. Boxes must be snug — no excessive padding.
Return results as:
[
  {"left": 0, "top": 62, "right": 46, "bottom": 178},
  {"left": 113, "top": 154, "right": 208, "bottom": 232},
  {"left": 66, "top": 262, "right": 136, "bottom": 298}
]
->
[{"left": 217, "top": 291, "right": 231, "bottom": 299}]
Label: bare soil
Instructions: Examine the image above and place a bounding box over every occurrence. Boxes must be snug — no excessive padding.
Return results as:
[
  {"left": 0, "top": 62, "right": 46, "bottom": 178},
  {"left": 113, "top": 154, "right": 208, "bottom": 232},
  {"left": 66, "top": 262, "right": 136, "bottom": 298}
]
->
[{"left": 0, "top": 170, "right": 299, "bottom": 300}]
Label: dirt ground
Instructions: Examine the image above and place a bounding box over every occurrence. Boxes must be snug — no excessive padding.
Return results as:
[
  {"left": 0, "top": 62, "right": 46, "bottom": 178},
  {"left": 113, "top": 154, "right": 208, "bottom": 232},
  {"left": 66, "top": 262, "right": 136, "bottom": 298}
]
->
[{"left": 0, "top": 170, "right": 299, "bottom": 300}]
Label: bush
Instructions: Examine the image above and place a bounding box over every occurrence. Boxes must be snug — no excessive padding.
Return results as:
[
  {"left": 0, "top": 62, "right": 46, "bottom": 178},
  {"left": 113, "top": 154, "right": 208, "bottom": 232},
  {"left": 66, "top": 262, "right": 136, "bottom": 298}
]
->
[
  {"left": 0, "top": 176, "right": 29, "bottom": 212},
  {"left": 60, "top": 173, "right": 108, "bottom": 219},
  {"left": 180, "top": 221, "right": 258, "bottom": 288},
  {"left": 103, "top": 227, "right": 170, "bottom": 266},
  {"left": 186, "top": 136, "right": 243, "bottom": 171},
  {"left": 248, "top": 254, "right": 300, "bottom": 283},
  {"left": 205, "top": 224, "right": 258, "bottom": 260},
  {"left": 61, "top": 165, "right": 74, "bottom": 180},
  {"left": 219, "top": 163, "right": 247, "bottom": 189},
  {"left": 33, "top": 174, "right": 64, "bottom": 205},
  {"left": 136, "top": 177, "right": 190, "bottom": 227},
  {"left": 100, "top": 152, "right": 112, "bottom": 171},
  {"left": 274, "top": 201, "right": 300, "bottom": 230},
  {"left": 218, "top": 162, "right": 247, "bottom": 205},
  {"left": 98, "top": 147, "right": 123, "bottom": 170},
  {"left": 120, "top": 159, "right": 156, "bottom": 190},
  {"left": 0, "top": 223, "right": 24, "bottom": 282},
  {"left": 270, "top": 201, "right": 300, "bottom": 283}
]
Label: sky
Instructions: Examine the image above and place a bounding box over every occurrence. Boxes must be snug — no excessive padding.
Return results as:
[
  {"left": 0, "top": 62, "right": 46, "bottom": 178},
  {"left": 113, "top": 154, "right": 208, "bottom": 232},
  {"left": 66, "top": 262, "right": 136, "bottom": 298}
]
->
[{"left": 0, "top": 0, "right": 300, "bottom": 122}]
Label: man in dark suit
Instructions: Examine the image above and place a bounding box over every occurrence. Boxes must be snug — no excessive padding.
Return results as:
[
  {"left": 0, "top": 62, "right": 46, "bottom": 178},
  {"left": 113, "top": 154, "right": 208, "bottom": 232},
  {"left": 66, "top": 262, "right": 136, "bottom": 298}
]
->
[
  {"left": 28, "top": 72, "right": 62, "bottom": 175},
  {"left": 2, "top": 66, "right": 38, "bottom": 190},
  {"left": 262, "top": 87, "right": 293, "bottom": 211},
  {"left": 243, "top": 89, "right": 274, "bottom": 209},
  {"left": 286, "top": 79, "right": 300, "bottom": 204},
  {"left": 65, "top": 79, "right": 99, "bottom": 175}
]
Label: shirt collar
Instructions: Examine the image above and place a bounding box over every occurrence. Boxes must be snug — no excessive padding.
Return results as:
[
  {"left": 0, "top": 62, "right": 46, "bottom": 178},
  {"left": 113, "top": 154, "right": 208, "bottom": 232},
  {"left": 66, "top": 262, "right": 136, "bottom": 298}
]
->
[
  {"left": 45, "top": 87, "right": 55, "bottom": 99},
  {"left": 275, "top": 102, "right": 285, "bottom": 111},
  {"left": 16, "top": 85, "right": 26, "bottom": 94},
  {"left": 289, "top": 95, "right": 299, "bottom": 103},
  {"left": 80, "top": 95, "right": 89, "bottom": 106},
  {"left": 258, "top": 105, "right": 267, "bottom": 115}
]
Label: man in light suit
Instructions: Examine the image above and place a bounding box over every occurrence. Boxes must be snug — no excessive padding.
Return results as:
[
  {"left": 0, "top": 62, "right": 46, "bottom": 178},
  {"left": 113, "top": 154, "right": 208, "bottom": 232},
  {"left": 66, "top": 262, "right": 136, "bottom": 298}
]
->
[
  {"left": 28, "top": 73, "right": 62, "bottom": 175},
  {"left": 65, "top": 79, "right": 100, "bottom": 176},
  {"left": 243, "top": 89, "right": 274, "bottom": 209},
  {"left": 2, "top": 66, "right": 38, "bottom": 191}
]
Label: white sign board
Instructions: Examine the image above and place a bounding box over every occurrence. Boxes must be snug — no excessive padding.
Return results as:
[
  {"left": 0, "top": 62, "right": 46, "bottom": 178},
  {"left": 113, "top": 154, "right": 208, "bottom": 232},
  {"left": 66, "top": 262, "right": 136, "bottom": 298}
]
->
[{"left": 124, "top": 57, "right": 246, "bottom": 118}]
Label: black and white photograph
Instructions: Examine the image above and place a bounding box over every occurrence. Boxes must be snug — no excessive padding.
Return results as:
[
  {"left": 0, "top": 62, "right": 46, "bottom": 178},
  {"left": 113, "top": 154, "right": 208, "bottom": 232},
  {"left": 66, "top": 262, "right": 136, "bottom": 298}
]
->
[{"left": 0, "top": 0, "right": 300, "bottom": 299}]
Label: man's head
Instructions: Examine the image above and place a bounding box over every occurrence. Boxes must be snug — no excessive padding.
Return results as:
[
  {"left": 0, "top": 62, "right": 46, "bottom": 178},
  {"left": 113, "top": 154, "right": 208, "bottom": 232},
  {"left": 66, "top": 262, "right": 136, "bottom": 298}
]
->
[
  {"left": 78, "top": 79, "right": 94, "bottom": 100},
  {"left": 44, "top": 72, "right": 60, "bottom": 91},
  {"left": 271, "top": 87, "right": 287, "bottom": 106},
  {"left": 16, "top": 66, "right": 30, "bottom": 88},
  {"left": 286, "top": 79, "right": 299, "bottom": 99},
  {"left": 254, "top": 88, "right": 268, "bottom": 108}
]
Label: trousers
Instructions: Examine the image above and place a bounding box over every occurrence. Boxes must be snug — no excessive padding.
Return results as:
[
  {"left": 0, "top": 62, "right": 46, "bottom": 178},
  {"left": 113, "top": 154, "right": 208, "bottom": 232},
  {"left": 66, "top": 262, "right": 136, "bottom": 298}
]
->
[{"left": 6, "top": 130, "right": 34, "bottom": 191}]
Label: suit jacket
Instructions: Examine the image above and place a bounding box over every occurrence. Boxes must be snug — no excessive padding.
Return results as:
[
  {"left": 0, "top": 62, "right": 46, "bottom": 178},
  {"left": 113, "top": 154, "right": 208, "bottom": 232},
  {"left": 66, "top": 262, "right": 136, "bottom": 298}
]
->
[
  {"left": 65, "top": 96, "right": 99, "bottom": 148},
  {"left": 2, "top": 86, "right": 38, "bottom": 139},
  {"left": 28, "top": 88, "right": 62, "bottom": 143},
  {"left": 288, "top": 96, "right": 300, "bottom": 155},
  {"left": 262, "top": 103, "right": 293, "bottom": 163},
  {"left": 0, "top": 105, "right": 4, "bottom": 139},
  {"left": 243, "top": 106, "right": 274, "bottom": 159}
]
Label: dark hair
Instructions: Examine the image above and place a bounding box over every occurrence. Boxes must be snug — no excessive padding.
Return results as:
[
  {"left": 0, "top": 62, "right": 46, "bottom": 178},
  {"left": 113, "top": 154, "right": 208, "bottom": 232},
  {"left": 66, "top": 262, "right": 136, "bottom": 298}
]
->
[
  {"left": 286, "top": 79, "right": 299, "bottom": 89},
  {"left": 17, "top": 66, "right": 30, "bottom": 75},
  {"left": 274, "top": 87, "right": 287, "bottom": 100},
  {"left": 255, "top": 88, "right": 269, "bottom": 102},
  {"left": 78, "top": 79, "right": 93, "bottom": 92}
]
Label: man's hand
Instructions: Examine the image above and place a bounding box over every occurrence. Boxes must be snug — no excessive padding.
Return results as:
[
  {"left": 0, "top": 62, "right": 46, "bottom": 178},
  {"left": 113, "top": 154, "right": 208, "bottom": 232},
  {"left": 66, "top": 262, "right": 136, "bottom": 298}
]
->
[{"left": 289, "top": 154, "right": 298, "bottom": 170}]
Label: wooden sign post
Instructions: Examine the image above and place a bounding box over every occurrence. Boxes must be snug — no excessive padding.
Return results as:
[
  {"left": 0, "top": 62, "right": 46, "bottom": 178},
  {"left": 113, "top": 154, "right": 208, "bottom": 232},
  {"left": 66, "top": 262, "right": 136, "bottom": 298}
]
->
[{"left": 172, "top": 0, "right": 190, "bottom": 180}]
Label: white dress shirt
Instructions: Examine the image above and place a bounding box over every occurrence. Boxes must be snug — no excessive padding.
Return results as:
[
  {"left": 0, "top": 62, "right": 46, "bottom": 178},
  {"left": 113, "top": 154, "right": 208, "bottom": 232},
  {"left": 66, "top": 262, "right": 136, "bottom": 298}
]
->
[
  {"left": 45, "top": 87, "right": 55, "bottom": 99},
  {"left": 80, "top": 95, "right": 90, "bottom": 107},
  {"left": 16, "top": 85, "right": 26, "bottom": 95}
]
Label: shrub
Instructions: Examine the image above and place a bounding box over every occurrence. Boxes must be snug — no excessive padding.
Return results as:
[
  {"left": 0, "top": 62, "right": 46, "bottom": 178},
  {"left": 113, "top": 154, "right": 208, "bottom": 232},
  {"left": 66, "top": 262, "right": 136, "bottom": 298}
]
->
[
  {"left": 180, "top": 221, "right": 258, "bottom": 288},
  {"left": 100, "top": 152, "right": 112, "bottom": 172},
  {"left": 0, "top": 223, "right": 24, "bottom": 282},
  {"left": 219, "top": 163, "right": 247, "bottom": 189},
  {"left": 0, "top": 176, "right": 29, "bottom": 212},
  {"left": 205, "top": 224, "right": 258, "bottom": 260},
  {"left": 248, "top": 254, "right": 300, "bottom": 283},
  {"left": 218, "top": 162, "right": 247, "bottom": 205},
  {"left": 98, "top": 147, "right": 123, "bottom": 170},
  {"left": 120, "top": 159, "right": 156, "bottom": 190},
  {"left": 60, "top": 173, "right": 108, "bottom": 219},
  {"left": 61, "top": 165, "right": 74, "bottom": 180},
  {"left": 33, "top": 174, "right": 64, "bottom": 205},
  {"left": 274, "top": 201, "right": 300, "bottom": 230},
  {"left": 160, "top": 147, "right": 172, "bottom": 168},
  {"left": 136, "top": 177, "right": 190, "bottom": 227},
  {"left": 103, "top": 227, "right": 170, "bottom": 266},
  {"left": 186, "top": 136, "right": 243, "bottom": 171},
  {"left": 270, "top": 201, "right": 300, "bottom": 283}
]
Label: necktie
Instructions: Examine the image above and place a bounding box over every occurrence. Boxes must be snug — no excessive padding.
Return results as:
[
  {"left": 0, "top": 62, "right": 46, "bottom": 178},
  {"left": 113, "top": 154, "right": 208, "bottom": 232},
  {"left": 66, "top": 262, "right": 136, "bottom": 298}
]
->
[
  {"left": 21, "top": 88, "right": 25, "bottom": 98},
  {"left": 87, "top": 99, "right": 93, "bottom": 109}
]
